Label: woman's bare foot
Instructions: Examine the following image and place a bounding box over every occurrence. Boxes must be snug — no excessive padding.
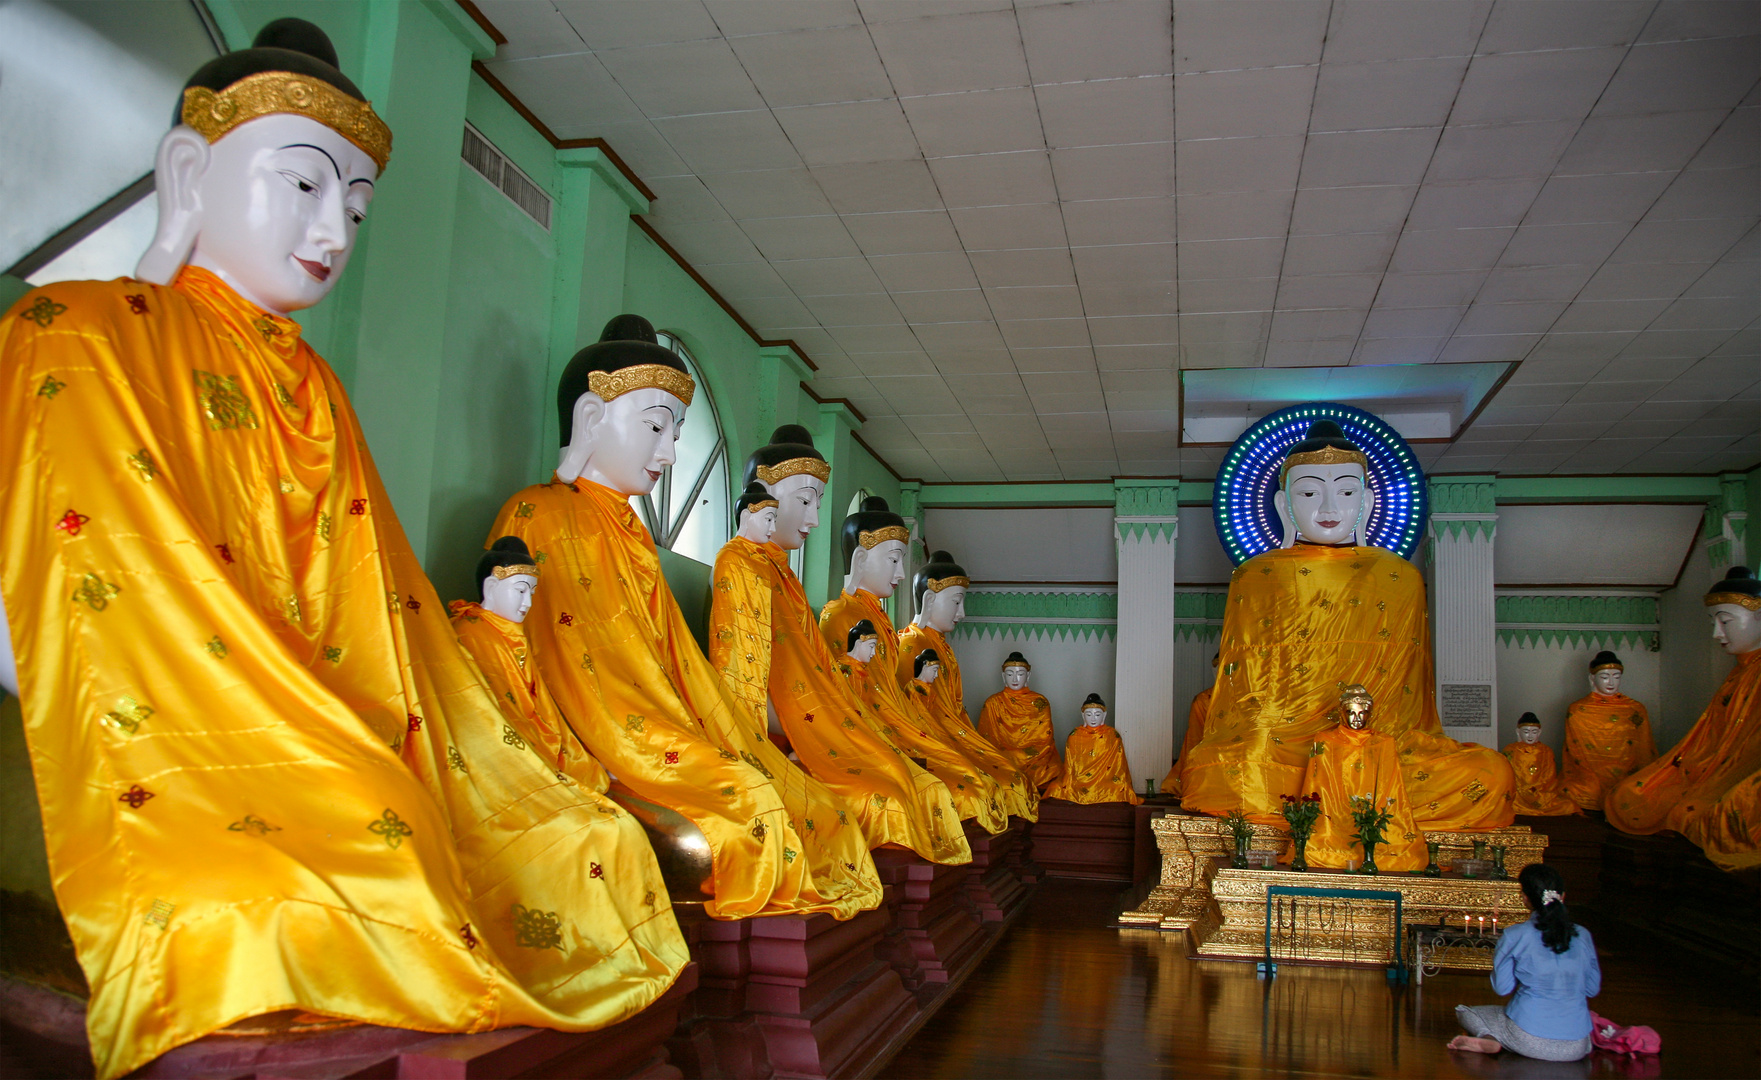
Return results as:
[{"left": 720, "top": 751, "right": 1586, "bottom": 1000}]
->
[{"left": 1447, "top": 1035, "right": 1503, "bottom": 1054}]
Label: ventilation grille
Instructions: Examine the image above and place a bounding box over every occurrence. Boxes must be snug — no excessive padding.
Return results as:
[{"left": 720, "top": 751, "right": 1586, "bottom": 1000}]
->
[{"left": 461, "top": 123, "right": 551, "bottom": 230}]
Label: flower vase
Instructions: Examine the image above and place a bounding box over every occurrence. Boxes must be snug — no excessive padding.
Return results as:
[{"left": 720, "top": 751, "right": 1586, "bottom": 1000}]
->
[
  {"left": 1231, "top": 836, "right": 1250, "bottom": 870},
  {"left": 1290, "top": 836, "right": 1309, "bottom": 872},
  {"left": 1359, "top": 841, "right": 1379, "bottom": 875},
  {"left": 1490, "top": 844, "right": 1508, "bottom": 880},
  {"left": 1423, "top": 840, "right": 1442, "bottom": 877}
]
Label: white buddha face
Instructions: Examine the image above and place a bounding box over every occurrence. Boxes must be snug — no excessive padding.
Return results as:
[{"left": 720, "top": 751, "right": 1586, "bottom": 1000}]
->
[
  {"left": 1002, "top": 664, "right": 1030, "bottom": 691},
  {"left": 1277, "top": 464, "right": 1374, "bottom": 547},
  {"left": 141, "top": 114, "right": 376, "bottom": 313},
  {"left": 1710, "top": 604, "right": 1761, "bottom": 655},
  {"left": 766, "top": 474, "right": 824, "bottom": 550},
  {"left": 482, "top": 573, "right": 537, "bottom": 623},
  {"left": 848, "top": 637, "right": 877, "bottom": 664},
  {"left": 1081, "top": 706, "right": 1107, "bottom": 728},
  {"left": 850, "top": 539, "right": 907, "bottom": 597},
  {"left": 561, "top": 387, "right": 683, "bottom": 495},
  {"left": 919, "top": 585, "right": 966, "bottom": 633},
  {"left": 917, "top": 660, "right": 941, "bottom": 684},
  {"left": 1590, "top": 667, "right": 1623, "bottom": 696},
  {"left": 738, "top": 504, "right": 778, "bottom": 544},
  {"left": 1518, "top": 724, "right": 1542, "bottom": 745}
]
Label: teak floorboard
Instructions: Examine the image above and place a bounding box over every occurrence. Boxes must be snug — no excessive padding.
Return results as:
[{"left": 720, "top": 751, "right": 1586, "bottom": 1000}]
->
[{"left": 881, "top": 879, "right": 1759, "bottom": 1079}]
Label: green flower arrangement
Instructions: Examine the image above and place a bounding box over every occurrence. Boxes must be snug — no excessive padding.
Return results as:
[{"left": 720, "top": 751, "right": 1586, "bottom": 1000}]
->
[{"left": 1347, "top": 792, "right": 1396, "bottom": 874}]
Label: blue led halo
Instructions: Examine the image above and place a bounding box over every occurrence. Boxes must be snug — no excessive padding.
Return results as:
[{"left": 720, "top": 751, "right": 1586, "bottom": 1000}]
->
[{"left": 1211, "top": 402, "right": 1429, "bottom": 566}]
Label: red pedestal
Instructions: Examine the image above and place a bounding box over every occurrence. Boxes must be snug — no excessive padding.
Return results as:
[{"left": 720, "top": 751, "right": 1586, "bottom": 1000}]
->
[
  {"left": 1013, "top": 816, "right": 1043, "bottom": 884},
  {"left": 870, "top": 849, "right": 986, "bottom": 996},
  {"left": 1030, "top": 799, "right": 1137, "bottom": 881},
  {"left": 961, "top": 820, "right": 1031, "bottom": 921}
]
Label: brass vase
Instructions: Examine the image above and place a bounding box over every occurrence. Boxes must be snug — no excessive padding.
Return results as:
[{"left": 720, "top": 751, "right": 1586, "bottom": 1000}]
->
[{"left": 1423, "top": 840, "right": 1442, "bottom": 876}]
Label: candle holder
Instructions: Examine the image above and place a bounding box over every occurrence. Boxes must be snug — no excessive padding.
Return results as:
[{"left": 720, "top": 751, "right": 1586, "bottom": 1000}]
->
[
  {"left": 1422, "top": 840, "right": 1442, "bottom": 877},
  {"left": 1490, "top": 844, "right": 1508, "bottom": 880}
]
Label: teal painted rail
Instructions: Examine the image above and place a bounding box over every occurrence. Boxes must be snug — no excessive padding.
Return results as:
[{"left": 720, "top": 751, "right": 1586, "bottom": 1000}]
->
[{"left": 1258, "top": 885, "right": 1407, "bottom": 984}]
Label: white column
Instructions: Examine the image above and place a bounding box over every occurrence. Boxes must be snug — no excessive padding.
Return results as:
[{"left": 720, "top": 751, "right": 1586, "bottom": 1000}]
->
[
  {"left": 1428, "top": 477, "right": 1498, "bottom": 748},
  {"left": 1113, "top": 481, "right": 1180, "bottom": 792}
]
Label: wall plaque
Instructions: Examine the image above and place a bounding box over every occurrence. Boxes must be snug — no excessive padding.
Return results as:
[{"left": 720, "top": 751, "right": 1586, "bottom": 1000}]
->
[{"left": 1439, "top": 682, "right": 1493, "bottom": 728}]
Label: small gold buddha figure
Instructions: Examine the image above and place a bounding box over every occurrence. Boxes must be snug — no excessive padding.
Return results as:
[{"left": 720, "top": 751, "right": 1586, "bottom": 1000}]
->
[
  {"left": 1562, "top": 651, "right": 1655, "bottom": 812},
  {"left": 1502, "top": 712, "right": 1579, "bottom": 816},
  {"left": 977, "top": 652, "right": 1063, "bottom": 792},
  {"left": 1043, "top": 695, "right": 1143, "bottom": 806},
  {"left": 1299, "top": 685, "right": 1426, "bottom": 871}
]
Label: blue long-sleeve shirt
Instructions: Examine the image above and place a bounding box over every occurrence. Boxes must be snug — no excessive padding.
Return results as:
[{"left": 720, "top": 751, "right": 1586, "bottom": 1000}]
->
[{"left": 1492, "top": 915, "right": 1601, "bottom": 1041}]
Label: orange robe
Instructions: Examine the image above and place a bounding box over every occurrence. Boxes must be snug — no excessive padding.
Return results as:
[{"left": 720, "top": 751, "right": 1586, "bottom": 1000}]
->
[
  {"left": 490, "top": 479, "right": 882, "bottom": 920},
  {"left": 1300, "top": 725, "right": 1427, "bottom": 871},
  {"left": 708, "top": 539, "right": 969, "bottom": 864},
  {"left": 1502, "top": 742, "right": 1579, "bottom": 817},
  {"left": 1562, "top": 693, "right": 1656, "bottom": 811},
  {"left": 1160, "top": 687, "right": 1212, "bottom": 798},
  {"left": 1182, "top": 545, "right": 1515, "bottom": 832},
  {"left": 0, "top": 271, "right": 686, "bottom": 1078},
  {"left": 977, "top": 687, "right": 1063, "bottom": 792},
  {"left": 823, "top": 591, "right": 1035, "bottom": 820},
  {"left": 1044, "top": 726, "right": 1143, "bottom": 805},
  {"left": 1609, "top": 649, "right": 1761, "bottom": 873}
]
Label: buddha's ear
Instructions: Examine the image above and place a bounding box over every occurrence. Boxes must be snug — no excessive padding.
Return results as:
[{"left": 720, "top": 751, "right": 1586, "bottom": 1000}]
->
[
  {"left": 1274, "top": 487, "right": 1296, "bottom": 549},
  {"left": 556, "top": 392, "right": 606, "bottom": 482},
  {"left": 136, "top": 126, "right": 210, "bottom": 285},
  {"left": 1355, "top": 482, "right": 1376, "bottom": 546}
]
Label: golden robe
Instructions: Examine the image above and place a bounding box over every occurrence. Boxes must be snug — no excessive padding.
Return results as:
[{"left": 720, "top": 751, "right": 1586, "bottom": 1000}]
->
[
  {"left": 709, "top": 539, "right": 969, "bottom": 864},
  {"left": 1609, "top": 650, "right": 1761, "bottom": 873},
  {"left": 490, "top": 479, "right": 882, "bottom": 920},
  {"left": 449, "top": 601, "right": 605, "bottom": 786},
  {"left": 1502, "top": 743, "right": 1579, "bottom": 817},
  {"left": 1299, "top": 725, "right": 1427, "bottom": 871},
  {"left": 1043, "top": 726, "right": 1143, "bottom": 805},
  {"left": 848, "top": 656, "right": 1008, "bottom": 834},
  {"left": 977, "top": 688, "right": 1062, "bottom": 792},
  {"left": 823, "top": 591, "right": 1035, "bottom": 820},
  {"left": 1562, "top": 693, "right": 1656, "bottom": 812},
  {"left": 0, "top": 271, "right": 686, "bottom": 1078},
  {"left": 1160, "top": 687, "right": 1212, "bottom": 799},
  {"left": 1182, "top": 545, "right": 1515, "bottom": 832}
]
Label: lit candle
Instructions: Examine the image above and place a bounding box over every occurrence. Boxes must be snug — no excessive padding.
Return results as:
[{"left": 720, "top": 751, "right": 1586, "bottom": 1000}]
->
[
  {"left": 1493, "top": 915, "right": 1499, "bottom": 934},
  {"left": 1463, "top": 914, "right": 1470, "bottom": 933},
  {"left": 1478, "top": 916, "right": 1485, "bottom": 936}
]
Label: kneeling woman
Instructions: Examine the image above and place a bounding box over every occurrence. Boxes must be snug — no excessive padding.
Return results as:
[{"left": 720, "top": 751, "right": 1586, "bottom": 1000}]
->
[{"left": 1450, "top": 864, "right": 1600, "bottom": 1062}]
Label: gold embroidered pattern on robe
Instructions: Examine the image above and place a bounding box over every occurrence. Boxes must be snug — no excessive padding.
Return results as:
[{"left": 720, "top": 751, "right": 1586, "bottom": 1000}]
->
[
  {"left": 710, "top": 539, "right": 970, "bottom": 863},
  {"left": 1160, "top": 687, "right": 1212, "bottom": 799},
  {"left": 0, "top": 271, "right": 685, "bottom": 1079},
  {"left": 1501, "top": 742, "right": 1579, "bottom": 817},
  {"left": 1181, "top": 545, "right": 1515, "bottom": 831},
  {"left": 490, "top": 478, "right": 881, "bottom": 919},
  {"left": 1562, "top": 693, "right": 1656, "bottom": 812},
  {"left": 1043, "top": 725, "right": 1142, "bottom": 805},
  {"left": 854, "top": 656, "right": 1008, "bottom": 833},
  {"left": 1609, "top": 649, "right": 1761, "bottom": 872},
  {"left": 978, "top": 688, "right": 1063, "bottom": 792},
  {"left": 1299, "top": 725, "right": 1427, "bottom": 870}
]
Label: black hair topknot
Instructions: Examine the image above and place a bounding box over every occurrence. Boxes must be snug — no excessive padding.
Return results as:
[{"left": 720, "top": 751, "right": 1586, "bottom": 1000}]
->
[
  {"left": 178, "top": 19, "right": 364, "bottom": 127},
  {"left": 912, "top": 549, "right": 968, "bottom": 607},
  {"left": 1082, "top": 692, "right": 1107, "bottom": 710},
  {"left": 1284, "top": 418, "right": 1364, "bottom": 461},
  {"left": 555, "top": 315, "right": 688, "bottom": 445},
  {"left": 1708, "top": 564, "right": 1761, "bottom": 599},
  {"left": 840, "top": 495, "right": 908, "bottom": 572},
  {"left": 1517, "top": 712, "right": 1541, "bottom": 726},
  {"left": 913, "top": 648, "right": 941, "bottom": 678}
]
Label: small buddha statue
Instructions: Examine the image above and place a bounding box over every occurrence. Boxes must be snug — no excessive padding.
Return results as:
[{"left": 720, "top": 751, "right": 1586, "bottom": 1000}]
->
[
  {"left": 1609, "top": 567, "right": 1761, "bottom": 871},
  {"left": 978, "top": 652, "right": 1063, "bottom": 791},
  {"left": 1502, "top": 713, "right": 1579, "bottom": 817},
  {"left": 1043, "top": 695, "right": 1143, "bottom": 805},
  {"left": 1161, "top": 652, "right": 1219, "bottom": 799},
  {"left": 1562, "top": 650, "right": 1656, "bottom": 812},
  {"left": 708, "top": 432, "right": 971, "bottom": 865},
  {"left": 0, "top": 22, "right": 685, "bottom": 1073},
  {"left": 1183, "top": 420, "right": 1515, "bottom": 832},
  {"left": 734, "top": 480, "right": 778, "bottom": 544},
  {"left": 492, "top": 324, "right": 884, "bottom": 919},
  {"left": 1300, "top": 686, "right": 1426, "bottom": 870}
]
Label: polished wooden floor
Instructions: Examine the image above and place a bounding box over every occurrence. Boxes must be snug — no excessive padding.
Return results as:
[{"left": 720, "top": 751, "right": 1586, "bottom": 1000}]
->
[{"left": 883, "top": 880, "right": 1759, "bottom": 1079}]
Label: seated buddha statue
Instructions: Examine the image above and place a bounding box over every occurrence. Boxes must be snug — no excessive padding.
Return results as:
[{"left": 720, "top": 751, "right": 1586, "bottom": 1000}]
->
[
  {"left": 906, "top": 646, "right": 1038, "bottom": 821},
  {"left": 977, "top": 652, "right": 1063, "bottom": 792},
  {"left": 1181, "top": 420, "right": 1516, "bottom": 832},
  {"left": 491, "top": 323, "right": 883, "bottom": 919},
  {"left": 1161, "top": 653, "right": 1218, "bottom": 799},
  {"left": 709, "top": 434, "right": 969, "bottom": 865},
  {"left": 1562, "top": 650, "right": 1656, "bottom": 812},
  {"left": 1300, "top": 686, "right": 1426, "bottom": 870},
  {"left": 1503, "top": 713, "right": 1579, "bottom": 817},
  {"left": 1609, "top": 567, "right": 1761, "bottom": 871},
  {"left": 0, "top": 22, "right": 685, "bottom": 1075},
  {"left": 1043, "top": 695, "right": 1143, "bottom": 805}
]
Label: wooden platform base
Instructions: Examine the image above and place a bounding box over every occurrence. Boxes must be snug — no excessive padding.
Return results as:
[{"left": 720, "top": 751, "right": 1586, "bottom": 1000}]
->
[
  {"left": 961, "top": 820, "right": 1030, "bottom": 922},
  {"left": 871, "top": 849, "right": 987, "bottom": 997},
  {"left": 1029, "top": 799, "right": 1137, "bottom": 881}
]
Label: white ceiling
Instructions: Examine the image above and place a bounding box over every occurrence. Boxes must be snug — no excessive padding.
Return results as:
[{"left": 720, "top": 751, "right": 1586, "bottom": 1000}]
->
[{"left": 478, "top": 0, "right": 1760, "bottom": 482}]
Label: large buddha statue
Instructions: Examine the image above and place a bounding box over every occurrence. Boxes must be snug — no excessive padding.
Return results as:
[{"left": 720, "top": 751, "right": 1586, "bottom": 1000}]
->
[
  {"left": 1160, "top": 653, "right": 1218, "bottom": 799},
  {"left": 1182, "top": 420, "right": 1515, "bottom": 830},
  {"left": 820, "top": 501, "right": 1033, "bottom": 822},
  {"left": 977, "top": 652, "right": 1063, "bottom": 792},
  {"left": 1043, "top": 694, "right": 1143, "bottom": 805},
  {"left": 710, "top": 433, "right": 969, "bottom": 864},
  {"left": 1503, "top": 713, "right": 1579, "bottom": 817},
  {"left": 1300, "top": 686, "right": 1426, "bottom": 871},
  {"left": 490, "top": 321, "right": 883, "bottom": 919},
  {"left": 0, "top": 23, "right": 686, "bottom": 1076},
  {"left": 1562, "top": 651, "right": 1656, "bottom": 812},
  {"left": 1609, "top": 567, "right": 1761, "bottom": 871}
]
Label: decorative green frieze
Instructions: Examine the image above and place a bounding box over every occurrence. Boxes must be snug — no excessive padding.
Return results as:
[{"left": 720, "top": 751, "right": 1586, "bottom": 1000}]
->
[
  {"left": 1498, "top": 628, "right": 1657, "bottom": 650},
  {"left": 1114, "top": 480, "right": 1180, "bottom": 543},
  {"left": 1494, "top": 594, "right": 1660, "bottom": 650},
  {"left": 953, "top": 587, "right": 1227, "bottom": 643},
  {"left": 1429, "top": 476, "right": 1496, "bottom": 540},
  {"left": 964, "top": 591, "right": 1117, "bottom": 622}
]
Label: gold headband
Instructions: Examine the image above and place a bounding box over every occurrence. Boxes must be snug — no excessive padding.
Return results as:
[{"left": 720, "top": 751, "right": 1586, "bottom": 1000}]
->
[
  {"left": 490, "top": 564, "right": 539, "bottom": 579},
  {"left": 1589, "top": 660, "right": 1623, "bottom": 673},
  {"left": 587, "top": 364, "right": 695, "bottom": 406},
  {"left": 742, "top": 498, "right": 778, "bottom": 514},
  {"left": 859, "top": 525, "right": 910, "bottom": 549},
  {"left": 926, "top": 574, "right": 970, "bottom": 592},
  {"left": 756, "top": 457, "right": 831, "bottom": 485},
  {"left": 1705, "top": 592, "right": 1761, "bottom": 611},
  {"left": 183, "top": 73, "right": 392, "bottom": 171},
  {"left": 1002, "top": 660, "right": 1031, "bottom": 671},
  {"left": 854, "top": 632, "right": 877, "bottom": 643},
  {"left": 1282, "top": 445, "right": 1369, "bottom": 484}
]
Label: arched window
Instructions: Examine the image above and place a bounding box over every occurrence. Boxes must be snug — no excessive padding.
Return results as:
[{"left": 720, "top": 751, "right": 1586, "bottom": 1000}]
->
[{"left": 636, "top": 332, "right": 729, "bottom": 566}]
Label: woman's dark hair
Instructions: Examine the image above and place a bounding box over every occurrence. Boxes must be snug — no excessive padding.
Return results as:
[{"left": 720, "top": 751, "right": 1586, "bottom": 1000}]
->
[{"left": 1517, "top": 863, "right": 1577, "bottom": 953}]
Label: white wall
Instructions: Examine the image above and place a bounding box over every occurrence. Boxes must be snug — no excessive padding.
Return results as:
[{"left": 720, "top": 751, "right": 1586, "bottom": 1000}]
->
[
  {"left": 1495, "top": 504, "right": 1704, "bottom": 587},
  {"left": 921, "top": 507, "right": 1117, "bottom": 582},
  {"left": 953, "top": 629, "right": 1115, "bottom": 751},
  {"left": 1494, "top": 640, "right": 1661, "bottom": 757}
]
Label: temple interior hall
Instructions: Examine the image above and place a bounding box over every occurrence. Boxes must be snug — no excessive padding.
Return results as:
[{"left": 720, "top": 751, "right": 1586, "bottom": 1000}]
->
[{"left": 1, "top": 1, "right": 1758, "bottom": 1077}]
